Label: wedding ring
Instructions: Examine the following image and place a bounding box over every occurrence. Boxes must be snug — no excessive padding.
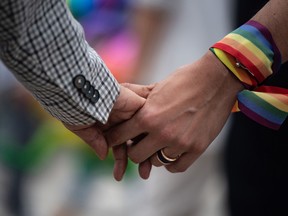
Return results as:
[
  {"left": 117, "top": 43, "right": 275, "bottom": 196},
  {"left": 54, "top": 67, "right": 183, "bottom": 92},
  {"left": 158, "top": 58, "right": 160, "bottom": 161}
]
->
[{"left": 157, "top": 149, "right": 180, "bottom": 165}]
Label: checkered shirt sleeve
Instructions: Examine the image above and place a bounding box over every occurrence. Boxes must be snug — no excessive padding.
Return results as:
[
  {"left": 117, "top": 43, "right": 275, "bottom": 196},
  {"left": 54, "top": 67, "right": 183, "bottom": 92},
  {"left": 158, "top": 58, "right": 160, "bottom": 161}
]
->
[{"left": 0, "top": 0, "right": 120, "bottom": 125}]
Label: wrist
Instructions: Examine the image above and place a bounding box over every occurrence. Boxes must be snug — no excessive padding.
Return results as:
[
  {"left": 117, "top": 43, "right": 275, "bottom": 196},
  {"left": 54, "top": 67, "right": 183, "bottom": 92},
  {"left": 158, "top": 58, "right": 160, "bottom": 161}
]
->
[
  {"left": 203, "top": 51, "right": 244, "bottom": 95},
  {"left": 174, "top": 51, "right": 244, "bottom": 112},
  {"left": 202, "top": 51, "right": 244, "bottom": 113},
  {"left": 210, "top": 20, "right": 281, "bottom": 89}
]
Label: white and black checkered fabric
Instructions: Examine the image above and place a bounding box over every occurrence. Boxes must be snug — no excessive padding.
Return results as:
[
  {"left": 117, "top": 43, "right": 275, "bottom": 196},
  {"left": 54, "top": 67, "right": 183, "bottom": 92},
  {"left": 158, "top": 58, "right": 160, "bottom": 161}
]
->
[{"left": 0, "top": 0, "right": 120, "bottom": 125}]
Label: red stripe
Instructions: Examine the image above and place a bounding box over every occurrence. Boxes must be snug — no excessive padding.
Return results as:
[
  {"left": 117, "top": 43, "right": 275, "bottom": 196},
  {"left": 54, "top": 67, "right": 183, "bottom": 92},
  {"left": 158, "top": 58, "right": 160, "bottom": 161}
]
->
[
  {"left": 213, "top": 43, "right": 266, "bottom": 83},
  {"left": 222, "top": 49, "right": 258, "bottom": 88},
  {"left": 256, "top": 86, "right": 288, "bottom": 95}
]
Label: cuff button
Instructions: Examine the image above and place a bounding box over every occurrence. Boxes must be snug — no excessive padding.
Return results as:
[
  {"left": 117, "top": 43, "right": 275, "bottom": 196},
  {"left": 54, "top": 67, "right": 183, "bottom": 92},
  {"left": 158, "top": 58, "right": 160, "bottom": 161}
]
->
[
  {"left": 73, "top": 75, "right": 86, "bottom": 89},
  {"left": 91, "top": 90, "right": 100, "bottom": 103},
  {"left": 82, "top": 81, "right": 91, "bottom": 94},
  {"left": 86, "top": 86, "right": 95, "bottom": 99}
]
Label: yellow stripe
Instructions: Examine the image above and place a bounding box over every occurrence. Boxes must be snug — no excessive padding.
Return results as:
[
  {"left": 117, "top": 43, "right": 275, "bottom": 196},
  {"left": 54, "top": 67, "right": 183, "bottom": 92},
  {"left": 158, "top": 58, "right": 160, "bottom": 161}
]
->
[
  {"left": 214, "top": 49, "right": 253, "bottom": 85},
  {"left": 229, "top": 33, "right": 273, "bottom": 68},
  {"left": 254, "top": 92, "right": 288, "bottom": 112},
  {"left": 225, "top": 34, "right": 273, "bottom": 77}
]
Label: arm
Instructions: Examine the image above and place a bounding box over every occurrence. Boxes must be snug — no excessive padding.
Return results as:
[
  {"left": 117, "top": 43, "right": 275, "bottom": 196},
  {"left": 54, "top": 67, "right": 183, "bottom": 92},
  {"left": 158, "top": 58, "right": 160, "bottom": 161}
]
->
[
  {"left": 0, "top": 0, "right": 119, "bottom": 125},
  {"left": 252, "top": 0, "right": 288, "bottom": 62},
  {"left": 107, "top": 51, "right": 243, "bottom": 175},
  {"left": 106, "top": 0, "right": 288, "bottom": 177},
  {"left": 0, "top": 0, "right": 148, "bottom": 159}
]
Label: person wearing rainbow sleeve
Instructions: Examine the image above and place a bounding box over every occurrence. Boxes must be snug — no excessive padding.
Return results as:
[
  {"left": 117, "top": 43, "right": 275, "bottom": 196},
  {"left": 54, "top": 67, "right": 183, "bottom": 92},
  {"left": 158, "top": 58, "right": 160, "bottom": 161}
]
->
[
  {"left": 210, "top": 20, "right": 283, "bottom": 130},
  {"left": 0, "top": 0, "right": 150, "bottom": 166},
  {"left": 107, "top": 0, "right": 288, "bottom": 181},
  {"left": 223, "top": 0, "right": 288, "bottom": 215}
]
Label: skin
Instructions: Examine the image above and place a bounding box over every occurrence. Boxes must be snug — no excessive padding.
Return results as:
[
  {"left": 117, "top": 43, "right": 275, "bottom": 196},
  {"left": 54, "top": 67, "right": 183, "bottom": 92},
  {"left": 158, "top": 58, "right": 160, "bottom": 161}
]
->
[
  {"left": 63, "top": 84, "right": 152, "bottom": 163},
  {"left": 107, "top": 51, "right": 243, "bottom": 180},
  {"left": 106, "top": 0, "right": 288, "bottom": 180}
]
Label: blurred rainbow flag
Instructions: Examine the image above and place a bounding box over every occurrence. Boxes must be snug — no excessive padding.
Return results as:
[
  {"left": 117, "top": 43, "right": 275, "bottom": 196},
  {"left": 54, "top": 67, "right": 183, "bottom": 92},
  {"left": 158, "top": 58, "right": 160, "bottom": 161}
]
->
[{"left": 67, "top": 0, "right": 140, "bottom": 82}]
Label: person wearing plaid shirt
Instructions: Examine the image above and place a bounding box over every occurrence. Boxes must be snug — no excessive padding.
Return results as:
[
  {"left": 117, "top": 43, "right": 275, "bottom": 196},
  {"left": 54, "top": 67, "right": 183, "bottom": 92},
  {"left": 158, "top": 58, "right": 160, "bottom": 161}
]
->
[{"left": 0, "top": 0, "right": 152, "bottom": 181}]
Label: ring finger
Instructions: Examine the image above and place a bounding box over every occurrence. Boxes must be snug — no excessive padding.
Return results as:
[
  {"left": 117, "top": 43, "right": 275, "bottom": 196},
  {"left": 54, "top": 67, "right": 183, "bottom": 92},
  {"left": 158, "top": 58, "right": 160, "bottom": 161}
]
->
[{"left": 150, "top": 147, "right": 184, "bottom": 167}]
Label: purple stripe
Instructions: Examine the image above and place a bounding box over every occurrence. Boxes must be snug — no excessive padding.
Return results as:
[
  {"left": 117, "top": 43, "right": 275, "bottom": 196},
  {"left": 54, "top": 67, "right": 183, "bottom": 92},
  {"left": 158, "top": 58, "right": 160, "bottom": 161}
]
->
[
  {"left": 240, "top": 25, "right": 272, "bottom": 50},
  {"left": 238, "top": 101, "right": 281, "bottom": 130},
  {"left": 237, "top": 91, "right": 285, "bottom": 124},
  {"left": 246, "top": 20, "right": 282, "bottom": 73}
]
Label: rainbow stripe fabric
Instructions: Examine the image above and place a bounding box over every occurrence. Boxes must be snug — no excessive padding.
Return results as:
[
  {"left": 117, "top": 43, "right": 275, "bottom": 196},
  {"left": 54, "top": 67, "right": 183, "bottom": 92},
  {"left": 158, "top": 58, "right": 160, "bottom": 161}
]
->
[{"left": 210, "top": 20, "right": 288, "bottom": 130}]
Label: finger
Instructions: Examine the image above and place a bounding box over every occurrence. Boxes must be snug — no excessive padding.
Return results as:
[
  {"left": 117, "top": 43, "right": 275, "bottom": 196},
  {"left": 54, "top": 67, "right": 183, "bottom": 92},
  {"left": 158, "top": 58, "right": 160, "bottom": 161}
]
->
[
  {"left": 65, "top": 124, "right": 108, "bottom": 160},
  {"left": 130, "top": 132, "right": 148, "bottom": 145},
  {"left": 106, "top": 116, "right": 143, "bottom": 147},
  {"left": 150, "top": 147, "right": 184, "bottom": 167},
  {"left": 112, "top": 144, "right": 128, "bottom": 181},
  {"left": 164, "top": 152, "right": 200, "bottom": 173},
  {"left": 127, "top": 134, "right": 164, "bottom": 164},
  {"left": 102, "top": 86, "right": 146, "bottom": 131},
  {"left": 149, "top": 153, "right": 163, "bottom": 167},
  {"left": 121, "top": 83, "right": 155, "bottom": 99},
  {"left": 87, "top": 128, "right": 108, "bottom": 160},
  {"left": 138, "top": 160, "right": 152, "bottom": 180}
]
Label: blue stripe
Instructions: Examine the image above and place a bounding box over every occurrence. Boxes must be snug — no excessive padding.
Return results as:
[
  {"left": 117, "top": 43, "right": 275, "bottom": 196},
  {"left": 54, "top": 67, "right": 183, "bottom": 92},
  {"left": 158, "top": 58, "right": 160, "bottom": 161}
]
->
[
  {"left": 237, "top": 91, "right": 286, "bottom": 125},
  {"left": 239, "top": 24, "right": 272, "bottom": 50}
]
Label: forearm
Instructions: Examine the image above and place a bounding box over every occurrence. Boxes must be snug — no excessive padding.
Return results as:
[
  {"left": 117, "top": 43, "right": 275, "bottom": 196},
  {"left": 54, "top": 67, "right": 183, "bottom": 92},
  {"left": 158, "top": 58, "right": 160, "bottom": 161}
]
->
[
  {"left": 252, "top": 0, "right": 288, "bottom": 62},
  {"left": 209, "top": 0, "right": 288, "bottom": 130},
  {"left": 0, "top": 0, "right": 120, "bottom": 125}
]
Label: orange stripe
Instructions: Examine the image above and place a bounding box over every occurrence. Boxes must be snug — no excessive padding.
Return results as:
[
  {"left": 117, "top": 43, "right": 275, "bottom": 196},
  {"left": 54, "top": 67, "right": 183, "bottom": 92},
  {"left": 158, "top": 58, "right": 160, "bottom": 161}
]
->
[
  {"left": 232, "top": 101, "right": 240, "bottom": 112},
  {"left": 214, "top": 42, "right": 266, "bottom": 82},
  {"left": 220, "top": 37, "right": 272, "bottom": 78},
  {"left": 268, "top": 93, "right": 288, "bottom": 106}
]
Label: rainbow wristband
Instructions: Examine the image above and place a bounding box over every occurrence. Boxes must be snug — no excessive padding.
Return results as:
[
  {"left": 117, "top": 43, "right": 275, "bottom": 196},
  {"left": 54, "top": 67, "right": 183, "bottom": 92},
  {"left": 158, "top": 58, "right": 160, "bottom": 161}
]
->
[
  {"left": 210, "top": 20, "right": 288, "bottom": 130},
  {"left": 211, "top": 20, "right": 281, "bottom": 88}
]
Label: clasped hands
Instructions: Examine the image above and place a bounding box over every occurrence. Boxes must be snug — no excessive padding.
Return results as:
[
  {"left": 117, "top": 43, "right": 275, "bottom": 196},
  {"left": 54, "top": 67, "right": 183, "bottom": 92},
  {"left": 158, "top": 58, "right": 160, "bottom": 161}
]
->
[{"left": 65, "top": 52, "right": 244, "bottom": 181}]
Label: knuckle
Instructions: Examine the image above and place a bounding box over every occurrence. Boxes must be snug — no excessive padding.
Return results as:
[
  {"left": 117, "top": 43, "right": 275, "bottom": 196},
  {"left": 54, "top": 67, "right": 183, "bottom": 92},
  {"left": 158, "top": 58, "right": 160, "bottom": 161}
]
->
[
  {"left": 121, "top": 82, "right": 130, "bottom": 88},
  {"left": 137, "top": 110, "right": 157, "bottom": 129},
  {"left": 190, "top": 142, "right": 206, "bottom": 155},
  {"left": 151, "top": 157, "right": 162, "bottom": 167},
  {"left": 176, "top": 138, "right": 190, "bottom": 150},
  {"left": 176, "top": 166, "right": 188, "bottom": 173},
  {"left": 165, "top": 166, "right": 175, "bottom": 173},
  {"left": 107, "top": 132, "right": 119, "bottom": 146},
  {"left": 82, "top": 131, "right": 98, "bottom": 145},
  {"left": 159, "top": 127, "right": 173, "bottom": 142},
  {"left": 154, "top": 163, "right": 162, "bottom": 167},
  {"left": 129, "top": 156, "right": 141, "bottom": 164}
]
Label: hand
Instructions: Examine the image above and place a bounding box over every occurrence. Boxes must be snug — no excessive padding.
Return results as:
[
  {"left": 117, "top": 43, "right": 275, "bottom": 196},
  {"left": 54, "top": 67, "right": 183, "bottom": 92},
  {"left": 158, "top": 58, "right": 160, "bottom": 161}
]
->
[
  {"left": 63, "top": 84, "right": 152, "bottom": 180},
  {"left": 109, "top": 83, "right": 153, "bottom": 181},
  {"left": 106, "top": 51, "right": 244, "bottom": 178}
]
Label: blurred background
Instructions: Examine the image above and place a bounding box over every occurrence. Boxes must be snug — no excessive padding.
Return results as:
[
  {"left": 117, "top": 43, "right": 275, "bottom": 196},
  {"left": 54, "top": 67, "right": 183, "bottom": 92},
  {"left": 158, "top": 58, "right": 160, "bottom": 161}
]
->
[{"left": 0, "top": 0, "right": 235, "bottom": 216}]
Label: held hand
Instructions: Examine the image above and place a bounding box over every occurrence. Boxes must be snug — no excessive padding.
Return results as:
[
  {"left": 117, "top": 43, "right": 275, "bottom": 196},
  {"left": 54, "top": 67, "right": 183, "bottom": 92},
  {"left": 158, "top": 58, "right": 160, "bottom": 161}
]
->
[
  {"left": 109, "top": 83, "right": 154, "bottom": 181},
  {"left": 63, "top": 84, "right": 152, "bottom": 180},
  {"left": 106, "top": 51, "right": 244, "bottom": 178}
]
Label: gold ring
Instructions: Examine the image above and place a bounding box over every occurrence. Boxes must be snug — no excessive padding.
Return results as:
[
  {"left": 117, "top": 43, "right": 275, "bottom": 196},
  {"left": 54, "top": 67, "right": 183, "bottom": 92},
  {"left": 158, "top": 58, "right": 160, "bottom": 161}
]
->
[{"left": 157, "top": 149, "right": 180, "bottom": 165}]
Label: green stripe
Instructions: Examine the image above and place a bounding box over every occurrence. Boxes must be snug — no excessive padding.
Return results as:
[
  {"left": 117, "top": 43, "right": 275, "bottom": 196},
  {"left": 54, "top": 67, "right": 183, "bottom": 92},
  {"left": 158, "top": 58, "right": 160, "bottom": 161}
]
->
[
  {"left": 232, "top": 28, "right": 273, "bottom": 62},
  {"left": 241, "top": 91, "right": 287, "bottom": 119}
]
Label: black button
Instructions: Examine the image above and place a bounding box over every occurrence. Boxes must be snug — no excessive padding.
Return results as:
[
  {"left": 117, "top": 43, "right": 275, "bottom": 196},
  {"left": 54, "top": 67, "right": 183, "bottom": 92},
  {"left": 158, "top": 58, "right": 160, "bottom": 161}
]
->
[
  {"left": 73, "top": 75, "right": 85, "bottom": 89},
  {"left": 86, "top": 86, "right": 95, "bottom": 99},
  {"left": 82, "top": 81, "right": 91, "bottom": 94},
  {"left": 90, "top": 90, "right": 100, "bottom": 103}
]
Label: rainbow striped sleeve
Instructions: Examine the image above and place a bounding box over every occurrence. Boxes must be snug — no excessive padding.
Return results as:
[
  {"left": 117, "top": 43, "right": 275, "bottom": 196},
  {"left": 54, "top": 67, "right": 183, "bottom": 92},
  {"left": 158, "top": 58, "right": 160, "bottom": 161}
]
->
[{"left": 210, "top": 20, "right": 288, "bottom": 130}]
